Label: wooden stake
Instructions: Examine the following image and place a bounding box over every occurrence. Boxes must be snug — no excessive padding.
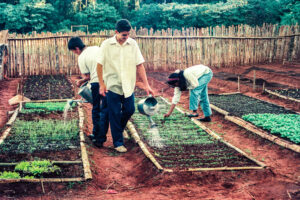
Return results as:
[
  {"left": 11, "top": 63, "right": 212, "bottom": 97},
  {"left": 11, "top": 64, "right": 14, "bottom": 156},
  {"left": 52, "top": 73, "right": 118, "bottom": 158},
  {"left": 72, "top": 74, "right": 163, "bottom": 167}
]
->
[
  {"left": 238, "top": 76, "right": 240, "bottom": 92},
  {"left": 78, "top": 106, "right": 93, "bottom": 180},
  {"left": 262, "top": 81, "right": 265, "bottom": 92},
  {"left": 253, "top": 70, "right": 256, "bottom": 91}
]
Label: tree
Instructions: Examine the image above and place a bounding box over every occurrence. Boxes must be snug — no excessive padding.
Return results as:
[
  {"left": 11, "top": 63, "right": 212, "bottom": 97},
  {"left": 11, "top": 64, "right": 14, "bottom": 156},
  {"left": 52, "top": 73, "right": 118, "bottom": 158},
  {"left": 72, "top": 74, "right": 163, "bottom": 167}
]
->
[{"left": 73, "top": 3, "right": 120, "bottom": 32}]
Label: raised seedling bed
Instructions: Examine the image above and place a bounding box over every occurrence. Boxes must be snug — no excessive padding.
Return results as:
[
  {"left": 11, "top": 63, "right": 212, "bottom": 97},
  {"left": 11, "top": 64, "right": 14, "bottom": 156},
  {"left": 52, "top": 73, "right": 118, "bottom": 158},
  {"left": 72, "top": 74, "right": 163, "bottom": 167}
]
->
[
  {"left": 23, "top": 75, "right": 74, "bottom": 100},
  {"left": 264, "top": 88, "right": 300, "bottom": 103},
  {"left": 209, "top": 93, "right": 300, "bottom": 152},
  {"left": 128, "top": 96, "right": 264, "bottom": 172},
  {"left": 0, "top": 101, "right": 91, "bottom": 183}
]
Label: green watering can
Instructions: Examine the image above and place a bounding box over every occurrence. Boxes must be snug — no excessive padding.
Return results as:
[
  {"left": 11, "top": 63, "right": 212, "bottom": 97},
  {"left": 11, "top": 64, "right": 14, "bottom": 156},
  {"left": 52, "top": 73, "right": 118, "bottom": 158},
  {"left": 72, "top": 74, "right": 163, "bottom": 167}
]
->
[{"left": 137, "top": 95, "right": 159, "bottom": 128}]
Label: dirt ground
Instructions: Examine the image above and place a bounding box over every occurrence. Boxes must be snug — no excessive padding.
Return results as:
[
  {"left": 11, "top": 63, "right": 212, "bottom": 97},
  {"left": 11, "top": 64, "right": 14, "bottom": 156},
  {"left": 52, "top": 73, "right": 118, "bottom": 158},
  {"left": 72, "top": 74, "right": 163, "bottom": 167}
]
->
[{"left": 0, "top": 63, "right": 299, "bottom": 199}]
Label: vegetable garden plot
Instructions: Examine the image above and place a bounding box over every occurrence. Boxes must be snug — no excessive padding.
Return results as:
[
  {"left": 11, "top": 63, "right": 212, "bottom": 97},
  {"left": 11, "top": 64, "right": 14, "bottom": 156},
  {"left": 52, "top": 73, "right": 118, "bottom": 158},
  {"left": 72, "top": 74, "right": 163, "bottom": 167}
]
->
[
  {"left": 272, "top": 89, "right": 300, "bottom": 100},
  {"left": 209, "top": 93, "right": 300, "bottom": 152},
  {"left": 264, "top": 88, "right": 300, "bottom": 103},
  {"left": 129, "top": 97, "right": 264, "bottom": 171},
  {"left": 0, "top": 101, "right": 91, "bottom": 182},
  {"left": 23, "top": 75, "right": 73, "bottom": 100}
]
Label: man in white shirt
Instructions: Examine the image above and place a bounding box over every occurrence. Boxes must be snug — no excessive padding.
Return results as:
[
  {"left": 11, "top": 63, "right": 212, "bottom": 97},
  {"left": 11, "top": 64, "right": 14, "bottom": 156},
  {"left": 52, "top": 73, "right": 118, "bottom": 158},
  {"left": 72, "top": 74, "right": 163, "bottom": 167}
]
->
[
  {"left": 97, "top": 19, "right": 155, "bottom": 153},
  {"left": 164, "top": 64, "right": 213, "bottom": 122},
  {"left": 68, "top": 37, "right": 109, "bottom": 148}
]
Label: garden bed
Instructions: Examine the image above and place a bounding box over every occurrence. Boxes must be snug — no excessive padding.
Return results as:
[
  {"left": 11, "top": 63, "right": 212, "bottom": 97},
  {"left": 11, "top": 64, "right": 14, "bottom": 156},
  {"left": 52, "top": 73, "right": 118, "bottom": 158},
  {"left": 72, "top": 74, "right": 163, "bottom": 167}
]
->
[
  {"left": 209, "top": 93, "right": 300, "bottom": 152},
  {"left": 264, "top": 88, "right": 300, "bottom": 103},
  {"left": 23, "top": 75, "right": 74, "bottom": 100},
  {"left": 0, "top": 101, "right": 91, "bottom": 182},
  {"left": 129, "top": 96, "right": 264, "bottom": 171}
]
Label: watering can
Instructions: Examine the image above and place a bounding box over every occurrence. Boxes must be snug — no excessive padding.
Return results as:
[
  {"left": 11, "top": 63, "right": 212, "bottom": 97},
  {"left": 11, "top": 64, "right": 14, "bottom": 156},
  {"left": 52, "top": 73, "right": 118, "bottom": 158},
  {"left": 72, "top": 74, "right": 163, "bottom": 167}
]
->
[
  {"left": 137, "top": 95, "right": 159, "bottom": 128},
  {"left": 68, "top": 81, "right": 93, "bottom": 105}
]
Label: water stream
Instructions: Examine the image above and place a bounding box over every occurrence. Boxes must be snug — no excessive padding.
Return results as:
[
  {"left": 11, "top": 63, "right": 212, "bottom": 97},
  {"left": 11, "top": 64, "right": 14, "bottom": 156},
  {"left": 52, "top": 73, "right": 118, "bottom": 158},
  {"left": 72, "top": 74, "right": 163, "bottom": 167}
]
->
[{"left": 63, "top": 100, "right": 73, "bottom": 123}]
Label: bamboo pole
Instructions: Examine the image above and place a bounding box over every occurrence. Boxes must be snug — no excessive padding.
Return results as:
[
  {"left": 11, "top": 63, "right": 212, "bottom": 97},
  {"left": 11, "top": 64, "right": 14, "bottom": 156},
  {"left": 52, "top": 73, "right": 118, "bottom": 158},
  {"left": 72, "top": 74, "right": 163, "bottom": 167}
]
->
[
  {"left": 21, "top": 99, "right": 70, "bottom": 103},
  {"left": 126, "top": 121, "right": 164, "bottom": 171},
  {"left": 0, "top": 161, "right": 82, "bottom": 166},
  {"left": 0, "top": 177, "right": 85, "bottom": 183},
  {"left": 264, "top": 89, "right": 300, "bottom": 103},
  {"left": 210, "top": 104, "right": 229, "bottom": 116},
  {"left": 6, "top": 107, "right": 19, "bottom": 126},
  {"left": 253, "top": 70, "right": 256, "bottom": 91},
  {"left": 78, "top": 105, "right": 92, "bottom": 180}
]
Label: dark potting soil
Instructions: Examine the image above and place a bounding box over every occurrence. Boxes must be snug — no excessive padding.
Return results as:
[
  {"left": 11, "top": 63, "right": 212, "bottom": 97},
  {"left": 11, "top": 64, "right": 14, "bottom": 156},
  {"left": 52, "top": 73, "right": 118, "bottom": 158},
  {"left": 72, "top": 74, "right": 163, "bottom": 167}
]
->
[
  {"left": 209, "top": 93, "right": 296, "bottom": 118},
  {"left": 0, "top": 162, "right": 83, "bottom": 178},
  {"left": 272, "top": 89, "right": 300, "bottom": 100},
  {"left": 18, "top": 109, "right": 78, "bottom": 121},
  {"left": 214, "top": 72, "right": 287, "bottom": 88},
  {"left": 23, "top": 75, "right": 74, "bottom": 100},
  {"left": 151, "top": 142, "right": 258, "bottom": 170},
  {"left": 0, "top": 147, "right": 81, "bottom": 163}
]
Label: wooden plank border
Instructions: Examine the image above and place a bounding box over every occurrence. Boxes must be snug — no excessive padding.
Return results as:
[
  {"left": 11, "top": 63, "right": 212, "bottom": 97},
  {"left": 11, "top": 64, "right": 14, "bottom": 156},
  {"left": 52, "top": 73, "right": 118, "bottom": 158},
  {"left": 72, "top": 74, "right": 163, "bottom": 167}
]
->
[{"left": 264, "top": 89, "right": 300, "bottom": 103}]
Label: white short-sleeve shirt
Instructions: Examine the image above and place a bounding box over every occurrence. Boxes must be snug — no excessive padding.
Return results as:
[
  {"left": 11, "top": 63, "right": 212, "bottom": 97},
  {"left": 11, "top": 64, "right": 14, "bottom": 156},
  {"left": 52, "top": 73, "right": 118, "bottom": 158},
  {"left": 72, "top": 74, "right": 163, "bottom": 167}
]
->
[
  {"left": 97, "top": 35, "right": 145, "bottom": 98},
  {"left": 78, "top": 46, "right": 100, "bottom": 83}
]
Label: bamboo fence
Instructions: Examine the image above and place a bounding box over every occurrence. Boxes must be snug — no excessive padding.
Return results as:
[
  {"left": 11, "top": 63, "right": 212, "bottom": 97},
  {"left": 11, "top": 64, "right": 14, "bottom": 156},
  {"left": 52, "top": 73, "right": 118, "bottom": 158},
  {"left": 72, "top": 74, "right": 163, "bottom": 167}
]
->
[{"left": 4, "top": 24, "right": 300, "bottom": 77}]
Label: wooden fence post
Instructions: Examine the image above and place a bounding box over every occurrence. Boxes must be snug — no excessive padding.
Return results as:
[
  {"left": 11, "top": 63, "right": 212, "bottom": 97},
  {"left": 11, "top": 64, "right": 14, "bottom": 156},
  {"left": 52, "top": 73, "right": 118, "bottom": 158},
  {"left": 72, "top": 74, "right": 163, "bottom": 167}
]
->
[{"left": 0, "top": 30, "right": 9, "bottom": 80}]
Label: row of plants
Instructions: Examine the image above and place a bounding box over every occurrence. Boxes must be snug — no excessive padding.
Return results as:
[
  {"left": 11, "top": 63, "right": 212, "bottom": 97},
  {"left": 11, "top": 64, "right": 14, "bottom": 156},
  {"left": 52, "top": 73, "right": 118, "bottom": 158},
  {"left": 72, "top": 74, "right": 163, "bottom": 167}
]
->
[
  {"left": 209, "top": 94, "right": 299, "bottom": 144},
  {"left": 272, "top": 89, "right": 300, "bottom": 100},
  {"left": 209, "top": 94, "right": 296, "bottom": 117},
  {"left": 24, "top": 102, "right": 76, "bottom": 112},
  {"left": 0, "top": 119, "right": 79, "bottom": 154},
  {"left": 131, "top": 97, "right": 258, "bottom": 169},
  {"left": 0, "top": 160, "right": 60, "bottom": 179},
  {"left": 242, "top": 114, "right": 300, "bottom": 144}
]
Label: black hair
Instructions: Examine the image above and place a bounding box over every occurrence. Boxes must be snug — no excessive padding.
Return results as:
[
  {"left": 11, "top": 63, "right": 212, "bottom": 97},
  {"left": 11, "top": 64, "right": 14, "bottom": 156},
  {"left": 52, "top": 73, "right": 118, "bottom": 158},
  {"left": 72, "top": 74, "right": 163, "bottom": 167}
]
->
[
  {"left": 68, "top": 37, "right": 85, "bottom": 51},
  {"left": 115, "top": 19, "right": 131, "bottom": 32},
  {"left": 166, "top": 71, "right": 187, "bottom": 91}
]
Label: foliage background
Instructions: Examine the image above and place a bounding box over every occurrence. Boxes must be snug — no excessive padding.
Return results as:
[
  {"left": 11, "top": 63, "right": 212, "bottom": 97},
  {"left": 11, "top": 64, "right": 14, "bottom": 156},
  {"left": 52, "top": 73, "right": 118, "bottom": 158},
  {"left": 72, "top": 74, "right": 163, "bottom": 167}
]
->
[{"left": 0, "top": 0, "right": 299, "bottom": 33}]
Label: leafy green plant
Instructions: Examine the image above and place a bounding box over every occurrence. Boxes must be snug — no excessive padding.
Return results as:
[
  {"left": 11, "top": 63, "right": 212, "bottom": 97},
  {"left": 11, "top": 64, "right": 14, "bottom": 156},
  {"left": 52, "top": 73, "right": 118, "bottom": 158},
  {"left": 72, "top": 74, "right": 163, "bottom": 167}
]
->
[
  {"left": 242, "top": 114, "right": 300, "bottom": 144},
  {"left": 0, "top": 171, "right": 21, "bottom": 179},
  {"left": 15, "top": 160, "right": 61, "bottom": 177},
  {"left": 25, "top": 102, "right": 76, "bottom": 112}
]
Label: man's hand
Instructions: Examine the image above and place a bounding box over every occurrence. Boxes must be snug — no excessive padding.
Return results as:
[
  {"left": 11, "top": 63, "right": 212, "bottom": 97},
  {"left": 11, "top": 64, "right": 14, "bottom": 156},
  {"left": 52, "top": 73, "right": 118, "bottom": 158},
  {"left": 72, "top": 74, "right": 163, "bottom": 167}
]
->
[
  {"left": 164, "top": 113, "right": 171, "bottom": 118},
  {"left": 76, "top": 79, "right": 83, "bottom": 87},
  {"left": 99, "top": 84, "right": 108, "bottom": 96},
  {"left": 144, "top": 85, "right": 155, "bottom": 96}
]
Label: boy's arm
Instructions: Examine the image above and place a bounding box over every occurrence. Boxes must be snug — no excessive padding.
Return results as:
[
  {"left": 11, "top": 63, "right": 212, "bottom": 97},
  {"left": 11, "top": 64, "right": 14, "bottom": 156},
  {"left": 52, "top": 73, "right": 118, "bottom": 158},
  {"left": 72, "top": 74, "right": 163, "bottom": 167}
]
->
[
  {"left": 96, "top": 63, "right": 107, "bottom": 96},
  {"left": 76, "top": 74, "right": 90, "bottom": 87},
  {"left": 136, "top": 64, "right": 155, "bottom": 96}
]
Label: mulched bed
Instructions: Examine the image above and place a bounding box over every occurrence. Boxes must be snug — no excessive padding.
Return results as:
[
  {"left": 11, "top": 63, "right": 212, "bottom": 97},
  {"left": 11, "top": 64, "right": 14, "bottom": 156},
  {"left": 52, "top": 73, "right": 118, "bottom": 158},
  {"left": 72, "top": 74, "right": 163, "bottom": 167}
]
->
[
  {"left": 272, "top": 89, "right": 300, "bottom": 100},
  {"left": 23, "top": 75, "right": 74, "bottom": 100},
  {"left": 131, "top": 97, "right": 260, "bottom": 170},
  {"left": 209, "top": 93, "right": 296, "bottom": 118}
]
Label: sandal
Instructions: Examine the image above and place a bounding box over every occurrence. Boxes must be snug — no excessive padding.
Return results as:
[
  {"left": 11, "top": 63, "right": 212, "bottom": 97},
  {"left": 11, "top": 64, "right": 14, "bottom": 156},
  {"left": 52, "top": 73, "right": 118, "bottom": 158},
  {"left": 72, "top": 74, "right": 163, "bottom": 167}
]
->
[{"left": 187, "top": 113, "right": 199, "bottom": 118}]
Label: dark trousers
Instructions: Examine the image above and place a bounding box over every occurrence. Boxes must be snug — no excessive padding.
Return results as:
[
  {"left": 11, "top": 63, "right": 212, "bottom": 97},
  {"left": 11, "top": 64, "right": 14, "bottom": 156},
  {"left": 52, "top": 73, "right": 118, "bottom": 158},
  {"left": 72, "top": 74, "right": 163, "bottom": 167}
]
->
[
  {"left": 91, "top": 83, "right": 109, "bottom": 144},
  {"left": 106, "top": 91, "right": 135, "bottom": 147}
]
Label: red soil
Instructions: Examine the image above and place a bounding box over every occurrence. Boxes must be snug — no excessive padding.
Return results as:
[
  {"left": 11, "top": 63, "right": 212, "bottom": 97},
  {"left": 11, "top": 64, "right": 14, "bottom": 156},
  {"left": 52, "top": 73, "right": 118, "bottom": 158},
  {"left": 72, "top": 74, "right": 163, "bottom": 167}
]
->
[
  {"left": 0, "top": 63, "right": 299, "bottom": 199},
  {"left": 0, "top": 78, "right": 20, "bottom": 129}
]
